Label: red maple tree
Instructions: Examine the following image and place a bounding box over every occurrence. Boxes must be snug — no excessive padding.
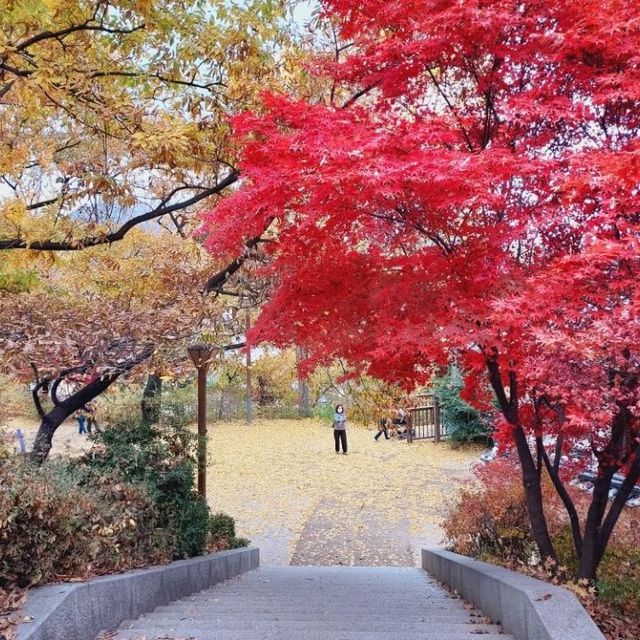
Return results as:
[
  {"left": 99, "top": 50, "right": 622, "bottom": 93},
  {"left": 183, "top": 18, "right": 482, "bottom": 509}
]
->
[{"left": 201, "top": 0, "right": 640, "bottom": 580}]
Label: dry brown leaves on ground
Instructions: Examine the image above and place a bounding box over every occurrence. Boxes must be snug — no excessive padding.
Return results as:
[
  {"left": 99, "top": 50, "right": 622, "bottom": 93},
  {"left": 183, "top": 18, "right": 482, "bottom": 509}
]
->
[
  {"left": 585, "top": 599, "right": 640, "bottom": 640},
  {"left": 0, "top": 588, "right": 28, "bottom": 640}
]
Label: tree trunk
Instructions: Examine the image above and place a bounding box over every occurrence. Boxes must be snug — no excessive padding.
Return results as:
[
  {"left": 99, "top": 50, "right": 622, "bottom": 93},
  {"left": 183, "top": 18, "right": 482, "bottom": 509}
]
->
[
  {"left": 577, "top": 407, "right": 640, "bottom": 581},
  {"left": 577, "top": 468, "right": 614, "bottom": 580},
  {"left": 31, "top": 373, "right": 119, "bottom": 462},
  {"left": 141, "top": 373, "right": 163, "bottom": 424},
  {"left": 485, "top": 357, "right": 557, "bottom": 563},
  {"left": 245, "top": 310, "right": 253, "bottom": 425},
  {"left": 512, "top": 425, "right": 558, "bottom": 562},
  {"left": 296, "top": 347, "right": 311, "bottom": 418},
  {"left": 31, "top": 404, "right": 73, "bottom": 462}
]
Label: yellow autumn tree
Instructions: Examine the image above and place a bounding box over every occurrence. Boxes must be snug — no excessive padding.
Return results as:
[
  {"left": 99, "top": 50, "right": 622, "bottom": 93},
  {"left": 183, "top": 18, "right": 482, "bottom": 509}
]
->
[
  {"left": 0, "top": 228, "right": 255, "bottom": 459},
  {"left": 0, "top": 0, "right": 288, "bottom": 250}
]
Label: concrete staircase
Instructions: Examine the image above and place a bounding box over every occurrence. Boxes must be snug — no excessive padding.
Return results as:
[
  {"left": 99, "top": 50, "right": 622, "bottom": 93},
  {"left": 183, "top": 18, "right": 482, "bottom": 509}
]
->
[{"left": 111, "top": 566, "right": 513, "bottom": 640}]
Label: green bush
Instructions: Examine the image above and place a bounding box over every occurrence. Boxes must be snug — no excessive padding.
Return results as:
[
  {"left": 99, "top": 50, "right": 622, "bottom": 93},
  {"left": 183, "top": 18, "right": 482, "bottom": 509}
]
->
[
  {"left": 432, "top": 366, "right": 492, "bottom": 442},
  {"left": 174, "top": 496, "right": 210, "bottom": 558},
  {"left": 77, "top": 416, "right": 213, "bottom": 559},
  {"left": 0, "top": 415, "right": 247, "bottom": 589},
  {"left": 208, "top": 512, "right": 249, "bottom": 550}
]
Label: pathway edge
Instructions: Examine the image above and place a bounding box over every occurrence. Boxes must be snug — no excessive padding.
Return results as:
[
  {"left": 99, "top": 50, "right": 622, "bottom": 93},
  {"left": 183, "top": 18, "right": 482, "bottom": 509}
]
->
[
  {"left": 16, "top": 546, "right": 260, "bottom": 640},
  {"left": 422, "top": 548, "right": 604, "bottom": 640}
]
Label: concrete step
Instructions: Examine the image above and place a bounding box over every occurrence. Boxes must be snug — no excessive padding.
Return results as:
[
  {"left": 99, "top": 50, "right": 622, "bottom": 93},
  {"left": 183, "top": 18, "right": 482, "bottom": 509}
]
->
[
  {"left": 121, "top": 617, "right": 501, "bottom": 633},
  {"left": 208, "top": 568, "right": 435, "bottom": 585},
  {"left": 144, "top": 608, "right": 484, "bottom": 623},
  {"left": 172, "top": 596, "right": 469, "bottom": 609},
  {"left": 113, "top": 628, "right": 511, "bottom": 640},
  {"left": 107, "top": 566, "right": 510, "bottom": 640},
  {"left": 168, "top": 602, "right": 471, "bottom": 615},
  {"left": 198, "top": 588, "right": 451, "bottom": 597},
  {"left": 195, "top": 589, "right": 462, "bottom": 600}
]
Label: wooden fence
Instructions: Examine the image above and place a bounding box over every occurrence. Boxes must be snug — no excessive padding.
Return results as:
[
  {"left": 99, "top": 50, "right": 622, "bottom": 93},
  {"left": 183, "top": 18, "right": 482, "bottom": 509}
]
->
[{"left": 407, "top": 395, "right": 447, "bottom": 442}]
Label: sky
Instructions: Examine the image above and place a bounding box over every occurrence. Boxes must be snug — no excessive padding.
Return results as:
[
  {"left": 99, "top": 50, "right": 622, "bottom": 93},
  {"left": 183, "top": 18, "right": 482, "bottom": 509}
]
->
[{"left": 292, "top": 0, "right": 318, "bottom": 29}]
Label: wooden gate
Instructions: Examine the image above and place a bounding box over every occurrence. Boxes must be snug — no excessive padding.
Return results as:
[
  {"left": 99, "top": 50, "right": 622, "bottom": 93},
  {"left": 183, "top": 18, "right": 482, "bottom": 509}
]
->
[{"left": 408, "top": 395, "right": 446, "bottom": 442}]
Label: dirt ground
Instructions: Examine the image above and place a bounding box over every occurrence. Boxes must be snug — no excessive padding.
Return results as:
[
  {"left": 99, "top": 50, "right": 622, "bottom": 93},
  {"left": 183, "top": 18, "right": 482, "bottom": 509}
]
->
[{"left": 2, "top": 417, "right": 92, "bottom": 458}]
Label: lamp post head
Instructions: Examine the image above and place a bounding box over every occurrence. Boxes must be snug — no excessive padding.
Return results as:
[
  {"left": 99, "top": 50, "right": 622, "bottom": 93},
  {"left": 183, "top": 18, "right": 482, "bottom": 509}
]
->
[{"left": 187, "top": 343, "right": 214, "bottom": 370}]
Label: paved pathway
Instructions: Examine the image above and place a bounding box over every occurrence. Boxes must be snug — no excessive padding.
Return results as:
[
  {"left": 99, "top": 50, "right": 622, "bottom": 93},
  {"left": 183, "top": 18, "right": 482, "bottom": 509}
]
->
[
  {"left": 290, "top": 496, "right": 414, "bottom": 566},
  {"left": 111, "top": 566, "right": 513, "bottom": 640}
]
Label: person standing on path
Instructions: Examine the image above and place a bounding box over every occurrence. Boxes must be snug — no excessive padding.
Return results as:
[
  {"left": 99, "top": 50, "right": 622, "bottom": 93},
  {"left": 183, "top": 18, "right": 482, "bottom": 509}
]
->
[
  {"left": 333, "top": 404, "right": 348, "bottom": 454},
  {"left": 74, "top": 408, "right": 88, "bottom": 435}
]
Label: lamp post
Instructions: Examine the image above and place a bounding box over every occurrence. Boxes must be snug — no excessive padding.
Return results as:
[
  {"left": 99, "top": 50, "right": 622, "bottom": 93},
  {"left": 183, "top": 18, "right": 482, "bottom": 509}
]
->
[
  {"left": 188, "top": 343, "right": 214, "bottom": 498},
  {"left": 245, "top": 309, "right": 253, "bottom": 425}
]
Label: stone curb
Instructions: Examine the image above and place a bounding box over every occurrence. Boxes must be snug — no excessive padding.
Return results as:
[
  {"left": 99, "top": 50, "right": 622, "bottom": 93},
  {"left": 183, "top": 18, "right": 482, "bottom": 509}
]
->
[
  {"left": 422, "top": 549, "right": 604, "bottom": 640},
  {"left": 16, "top": 546, "right": 260, "bottom": 640}
]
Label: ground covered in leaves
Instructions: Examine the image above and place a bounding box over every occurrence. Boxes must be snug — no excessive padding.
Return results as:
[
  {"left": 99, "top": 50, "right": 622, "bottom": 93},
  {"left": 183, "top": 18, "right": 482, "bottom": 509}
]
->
[
  {"left": 9, "top": 416, "right": 479, "bottom": 567},
  {"left": 207, "top": 419, "right": 480, "bottom": 566}
]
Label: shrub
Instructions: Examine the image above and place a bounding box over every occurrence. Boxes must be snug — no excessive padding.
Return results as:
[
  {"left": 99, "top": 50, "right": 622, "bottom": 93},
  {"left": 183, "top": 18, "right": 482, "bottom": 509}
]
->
[
  {"left": 432, "top": 367, "right": 492, "bottom": 442},
  {"left": 443, "top": 459, "right": 539, "bottom": 562},
  {"left": 77, "top": 416, "right": 211, "bottom": 559},
  {"left": 0, "top": 415, "right": 246, "bottom": 589},
  {"left": 0, "top": 460, "right": 169, "bottom": 588},
  {"left": 208, "top": 512, "right": 249, "bottom": 551},
  {"left": 444, "top": 458, "right": 640, "bottom": 629}
]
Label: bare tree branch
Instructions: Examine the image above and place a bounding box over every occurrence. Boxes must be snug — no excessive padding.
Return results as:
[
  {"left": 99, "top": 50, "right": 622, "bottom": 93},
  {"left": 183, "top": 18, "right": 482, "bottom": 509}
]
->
[{"left": 203, "top": 233, "right": 265, "bottom": 294}]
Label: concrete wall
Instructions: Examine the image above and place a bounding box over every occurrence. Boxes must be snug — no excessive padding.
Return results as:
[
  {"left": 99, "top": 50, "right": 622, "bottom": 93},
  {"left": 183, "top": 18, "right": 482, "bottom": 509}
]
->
[
  {"left": 422, "top": 549, "right": 604, "bottom": 640},
  {"left": 17, "top": 546, "right": 259, "bottom": 640}
]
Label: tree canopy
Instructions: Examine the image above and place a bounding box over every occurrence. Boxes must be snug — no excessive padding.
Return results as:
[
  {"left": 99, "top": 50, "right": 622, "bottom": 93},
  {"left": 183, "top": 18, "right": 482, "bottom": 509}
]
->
[
  {"left": 0, "top": 0, "right": 286, "bottom": 250},
  {"left": 201, "top": 0, "right": 640, "bottom": 580},
  {"left": 0, "top": 0, "right": 295, "bottom": 458}
]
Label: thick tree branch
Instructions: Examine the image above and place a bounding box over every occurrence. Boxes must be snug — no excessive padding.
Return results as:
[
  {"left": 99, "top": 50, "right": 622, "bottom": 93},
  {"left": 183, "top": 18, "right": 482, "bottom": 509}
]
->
[
  {"left": 14, "top": 22, "right": 145, "bottom": 53},
  {"left": 50, "top": 362, "right": 93, "bottom": 405},
  {"left": 486, "top": 353, "right": 512, "bottom": 420},
  {"left": 30, "top": 343, "right": 154, "bottom": 463},
  {"left": 341, "top": 82, "right": 380, "bottom": 109},
  {"left": 222, "top": 341, "right": 246, "bottom": 351},
  {"left": 31, "top": 380, "right": 48, "bottom": 419},
  {"left": 203, "top": 233, "right": 264, "bottom": 294},
  {"left": 27, "top": 196, "right": 61, "bottom": 211},
  {"left": 0, "top": 172, "right": 238, "bottom": 250},
  {"left": 541, "top": 446, "right": 583, "bottom": 554},
  {"left": 597, "top": 444, "right": 640, "bottom": 562}
]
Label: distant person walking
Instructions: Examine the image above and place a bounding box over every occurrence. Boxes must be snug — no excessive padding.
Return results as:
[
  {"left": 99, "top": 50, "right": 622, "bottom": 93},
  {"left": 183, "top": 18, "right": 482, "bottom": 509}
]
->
[
  {"left": 374, "top": 416, "right": 391, "bottom": 441},
  {"left": 393, "top": 408, "right": 409, "bottom": 438},
  {"left": 333, "top": 404, "right": 348, "bottom": 454}
]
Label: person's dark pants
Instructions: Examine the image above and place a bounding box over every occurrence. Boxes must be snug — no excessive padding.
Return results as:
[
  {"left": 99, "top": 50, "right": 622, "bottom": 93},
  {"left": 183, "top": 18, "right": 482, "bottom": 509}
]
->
[
  {"left": 374, "top": 420, "right": 389, "bottom": 440},
  {"left": 334, "top": 429, "right": 347, "bottom": 453}
]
